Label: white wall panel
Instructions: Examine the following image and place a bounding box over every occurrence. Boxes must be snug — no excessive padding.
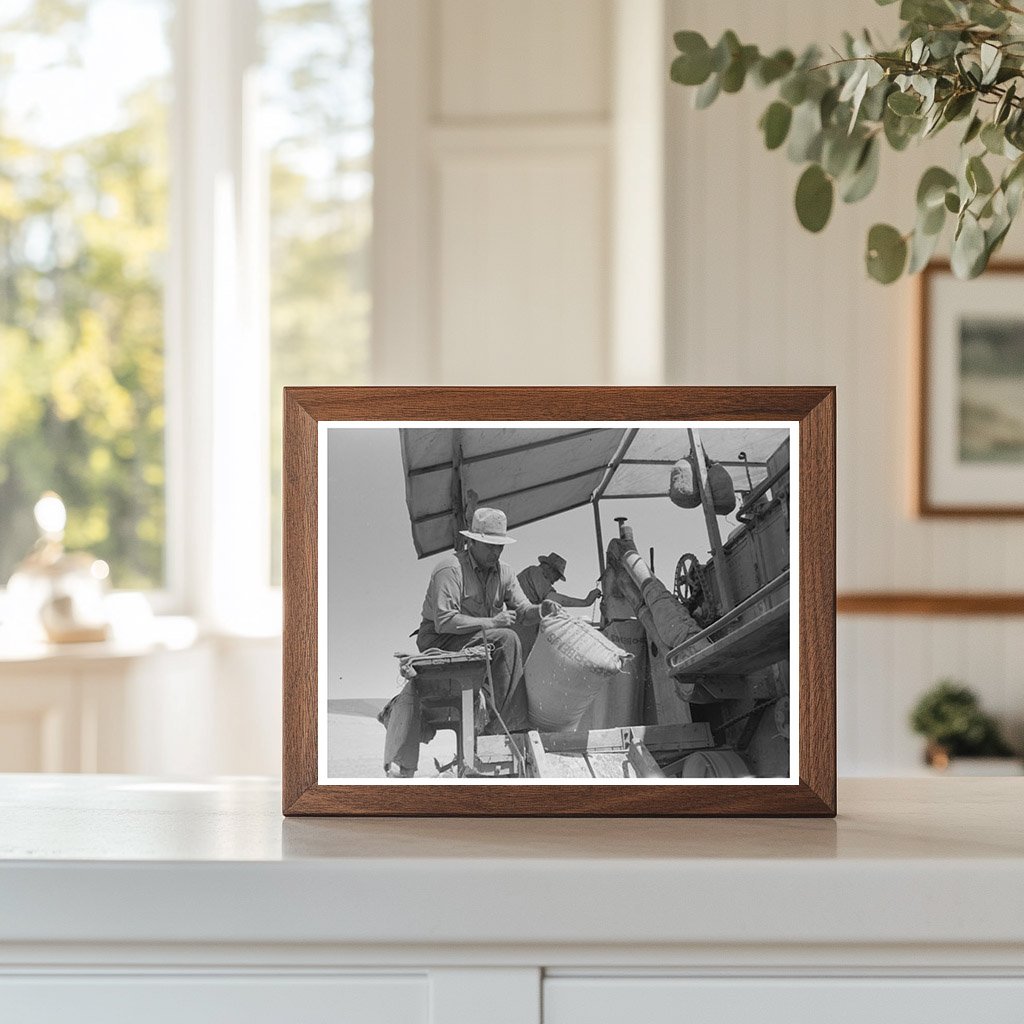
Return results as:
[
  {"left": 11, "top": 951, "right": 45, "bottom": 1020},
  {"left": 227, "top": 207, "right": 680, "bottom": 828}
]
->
[
  {"left": 666, "top": 0, "right": 1024, "bottom": 774},
  {"left": 438, "top": 0, "right": 610, "bottom": 120},
  {"left": 437, "top": 151, "right": 608, "bottom": 384},
  {"left": 374, "top": 0, "right": 618, "bottom": 385}
]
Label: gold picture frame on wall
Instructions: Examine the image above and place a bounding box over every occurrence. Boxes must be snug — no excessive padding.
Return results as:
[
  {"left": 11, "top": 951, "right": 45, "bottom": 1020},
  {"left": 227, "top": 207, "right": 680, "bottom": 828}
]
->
[
  {"left": 282, "top": 386, "right": 836, "bottom": 817},
  {"left": 917, "top": 261, "right": 1024, "bottom": 517}
]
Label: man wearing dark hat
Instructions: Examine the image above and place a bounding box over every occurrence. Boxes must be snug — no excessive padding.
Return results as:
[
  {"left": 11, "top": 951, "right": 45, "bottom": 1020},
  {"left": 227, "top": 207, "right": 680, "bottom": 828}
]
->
[
  {"left": 515, "top": 552, "right": 602, "bottom": 659},
  {"left": 381, "top": 507, "right": 548, "bottom": 777}
]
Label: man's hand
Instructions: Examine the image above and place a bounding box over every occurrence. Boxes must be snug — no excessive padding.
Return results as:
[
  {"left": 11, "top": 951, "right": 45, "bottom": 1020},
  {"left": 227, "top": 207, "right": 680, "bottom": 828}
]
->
[
  {"left": 491, "top": 609, "right": 517, "bottom": 628},
  {"left": 585, "top": 588, "right": 602, "bottom": 604},
  {"left": 540, "top": 599, "right": 559, "bottom": 617}
]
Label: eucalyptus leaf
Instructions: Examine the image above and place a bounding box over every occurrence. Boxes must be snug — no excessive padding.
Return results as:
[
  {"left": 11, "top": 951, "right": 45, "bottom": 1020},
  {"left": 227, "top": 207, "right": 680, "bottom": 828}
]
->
[
  {"left": 908, "top": 221, "right": 942, "bottom": 273},
  {"left": 951, "top": 211, "right": 986, "bottom": 278},
  {"left": 1006, "top": 171, "right": 1024, "bottom": 218},
  {"left": 710, "top": 31, "right": 740, "bottom": 74},
  {"left": 721, "top": 45, "right": 758, "bottom": 93},
  {"left": 842, "top": 137, "right": 880, "bottom": 203},
  {"left": 970, "top": 2, "right": 1009, "bottom": 30},
  {"left": 820, "top": 85, "right": 841, "bottom": 126},
  {"left": 967, "top": 154, "right": 995, "bottom": 195},
  {"left": 795, "top": 164, "right": 834, "bottom": 232},
  {"left": 760, "top": 101, "right": 793, "bottom": 150},
  {"left": 787, "top": 101, "right": 824, "bottom": 162},
  {"left": 962, "top": 115, "right": 983, "bottom": 145},
  {"left": 922, "top": 102, "right": 946, "bottom": 137},
  {"left": 888, "top": 90, "right": 921, "bottom": 115},
  {"left": 754, "top": 49, "right": 795, "bottom": 87},
  {"left": 986, "top": 212, "right": 1012, "bottom": 259},
  {"left": 914, "top": 75, "right": 937, "bottom": 112},
  {"left": 822, "top": 128, "right": 863, "bottom": 178},
  {"left": 981, "top": 122, "right": 1005, "bottom": 155},
  {"left": 884, "top": 106, "right": 922, "bottom": 149},
  {"left": 917, "top": 166, "right": 957, "bottom": 210},
  {"left": 779, "top": 73, "right": 807, "bottom": 106},
  {"left": 866, "top": 223, "right": 908, "bottom": 283},
  {"left": 861, "top": 80, "right": 892, "bottom": 122},
  {"left": 921, "top": 199, "right": 946, "bottom": 235},
  {"left": 995, "top": 82, "right": 1017, "bottom": 124},
  {"left": 980, "top": 42, "right": 1002, "bottom": 86},
  {"left": 944, "top": 190, "right": 961, "bottom": 213},
  {"left": 694, "top": 73, "right": 721, "bottom": 109},
  {"left": 942, "top": 91, "right": 974, "bottom": 122}
]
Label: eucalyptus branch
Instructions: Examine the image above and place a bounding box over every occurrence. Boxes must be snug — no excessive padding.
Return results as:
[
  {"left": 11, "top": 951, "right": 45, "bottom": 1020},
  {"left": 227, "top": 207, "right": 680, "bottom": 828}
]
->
[{"left": 670, "top": 1, "right": 1024, "bottom": 283}]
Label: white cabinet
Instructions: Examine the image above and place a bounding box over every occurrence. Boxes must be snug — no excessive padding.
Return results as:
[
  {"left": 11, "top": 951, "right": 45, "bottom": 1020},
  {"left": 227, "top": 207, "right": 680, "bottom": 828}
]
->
[
  {"left": 1, "top": 975, "right": 429, "bottom": 1024},
  {"left": 1, "top": 777, "right": 1022, "bottom": 1022},
  {"left": 544, "top": 977, "right": 1024, "bottom": 1023}
]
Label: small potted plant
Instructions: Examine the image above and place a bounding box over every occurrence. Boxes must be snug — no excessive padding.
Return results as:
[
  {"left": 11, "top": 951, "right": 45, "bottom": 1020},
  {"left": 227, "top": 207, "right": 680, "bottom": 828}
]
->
[{"left": 910, "top": 679, "right": 1019, "bottom": 773}]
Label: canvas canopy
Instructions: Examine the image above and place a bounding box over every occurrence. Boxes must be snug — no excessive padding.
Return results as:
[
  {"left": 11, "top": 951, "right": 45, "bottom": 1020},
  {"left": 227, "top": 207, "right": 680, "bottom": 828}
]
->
[{"left": 400, "top": 426, "right": 789, "bottom": 558}]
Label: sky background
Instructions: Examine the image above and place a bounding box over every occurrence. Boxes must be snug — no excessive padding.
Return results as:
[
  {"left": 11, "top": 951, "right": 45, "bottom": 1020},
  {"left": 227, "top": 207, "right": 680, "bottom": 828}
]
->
[{"left": 325, "top": 425, "right": 789, "bottom": 701}]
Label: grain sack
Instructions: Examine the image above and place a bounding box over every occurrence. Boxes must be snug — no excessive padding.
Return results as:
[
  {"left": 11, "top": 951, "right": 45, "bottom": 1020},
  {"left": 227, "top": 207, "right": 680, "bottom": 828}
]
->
[
  {"left": 668, "top": 456, "right": 700, "bottom": 508},
  {"left": 524, "top": 607, "right": 632, "bottom": 732},
  {"left": 706, "top": 459, "right": 737, "bottom": 515},
  {"left": 669, "top": 454, "right": 737, "bottom": 515}
]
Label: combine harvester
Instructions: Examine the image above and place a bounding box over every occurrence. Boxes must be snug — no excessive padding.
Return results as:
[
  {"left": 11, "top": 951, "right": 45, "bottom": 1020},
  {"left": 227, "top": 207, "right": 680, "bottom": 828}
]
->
[{"left": 400, "top": 426, "right": 792, "bottom": 780}]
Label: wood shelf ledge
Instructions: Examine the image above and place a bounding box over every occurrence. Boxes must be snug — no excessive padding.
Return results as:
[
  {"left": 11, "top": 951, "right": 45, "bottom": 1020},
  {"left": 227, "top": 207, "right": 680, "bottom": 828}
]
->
[{"left": 837, "top": 592, "right": 1024, "bottom": 616}]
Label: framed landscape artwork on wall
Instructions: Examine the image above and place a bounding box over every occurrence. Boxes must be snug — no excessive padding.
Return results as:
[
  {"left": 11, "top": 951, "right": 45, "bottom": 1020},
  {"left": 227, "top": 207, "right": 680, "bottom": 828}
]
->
[
  {"left": 918, "top": 262, "right": 1024, "bottom": 517},
  {"left": 282, "top": 387, "right": 836, "bottom": 817}
]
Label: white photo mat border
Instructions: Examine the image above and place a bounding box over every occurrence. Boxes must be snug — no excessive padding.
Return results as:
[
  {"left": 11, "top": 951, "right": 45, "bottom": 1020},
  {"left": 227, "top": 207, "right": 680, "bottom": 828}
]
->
[{"left": 317, "top": 420, "right": 800, "bottom": 786}]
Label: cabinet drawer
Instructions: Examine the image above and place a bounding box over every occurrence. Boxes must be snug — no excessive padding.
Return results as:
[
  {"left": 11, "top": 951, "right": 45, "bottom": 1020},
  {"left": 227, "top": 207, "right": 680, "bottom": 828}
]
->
[
  {"left": 0, "top": 974, "right": 427, "bottom": 1024},
  {"left": 544, "top": 977, "right": 1024, "bottom": 1023}
]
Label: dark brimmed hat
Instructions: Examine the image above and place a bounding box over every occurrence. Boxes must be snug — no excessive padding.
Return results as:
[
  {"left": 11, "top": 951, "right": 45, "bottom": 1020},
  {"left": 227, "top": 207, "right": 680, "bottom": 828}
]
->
[{"left": 538, "top": 552, "right": 567, "bottom": 580}]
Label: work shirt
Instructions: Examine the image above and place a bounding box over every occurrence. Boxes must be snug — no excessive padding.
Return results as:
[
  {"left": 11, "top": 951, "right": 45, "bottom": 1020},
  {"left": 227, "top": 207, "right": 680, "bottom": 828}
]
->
[
  {"left": 419, "top": 548, "right": 535, "bottom": 636},
  {"left": 518, "top": 564, "right": 554, "bottom": 604}
]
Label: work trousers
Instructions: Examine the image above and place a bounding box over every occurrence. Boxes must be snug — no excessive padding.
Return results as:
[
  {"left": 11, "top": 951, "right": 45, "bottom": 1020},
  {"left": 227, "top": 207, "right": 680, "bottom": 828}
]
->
[{"left": 382, "top": 627, "right": 528, "bottom": 773}]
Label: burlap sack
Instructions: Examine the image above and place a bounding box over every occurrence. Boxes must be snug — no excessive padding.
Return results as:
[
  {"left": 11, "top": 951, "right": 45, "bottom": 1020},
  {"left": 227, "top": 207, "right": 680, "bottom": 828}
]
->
[{"left": 524, "top": 607, "right": 632, "bottom": 732}]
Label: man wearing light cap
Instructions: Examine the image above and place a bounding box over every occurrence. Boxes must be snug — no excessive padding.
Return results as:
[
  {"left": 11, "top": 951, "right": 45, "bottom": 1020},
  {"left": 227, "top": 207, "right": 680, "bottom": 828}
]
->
[{"left": 381, "top": 507, "right": 547, "bottom": 777}]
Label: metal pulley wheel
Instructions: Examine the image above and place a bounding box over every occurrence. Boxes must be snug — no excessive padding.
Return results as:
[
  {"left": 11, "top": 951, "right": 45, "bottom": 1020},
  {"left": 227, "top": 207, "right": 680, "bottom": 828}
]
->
[{"left": 674, "top": 552, "right": 702, "bottom": 604}]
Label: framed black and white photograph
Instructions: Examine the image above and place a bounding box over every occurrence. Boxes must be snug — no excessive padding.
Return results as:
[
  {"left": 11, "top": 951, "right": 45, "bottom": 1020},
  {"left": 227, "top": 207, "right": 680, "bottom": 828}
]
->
[
  {"left": 283, "top": 387, "right": 835, "bottom": 816},
  {"left": 918, "top": 261, "right": 1024, "bottom": 517}
]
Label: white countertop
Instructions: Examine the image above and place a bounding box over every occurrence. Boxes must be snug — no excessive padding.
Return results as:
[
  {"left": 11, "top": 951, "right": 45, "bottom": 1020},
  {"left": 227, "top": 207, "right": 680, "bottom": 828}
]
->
[{"left": 1, "top": 775, "right": 1022, "bottom": 954}]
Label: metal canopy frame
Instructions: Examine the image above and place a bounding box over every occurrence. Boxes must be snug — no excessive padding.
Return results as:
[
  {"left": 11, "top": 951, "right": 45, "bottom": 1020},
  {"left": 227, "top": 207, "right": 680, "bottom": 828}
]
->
[{"left": 401, "top": 427, "right": 781, "bottom": 563}]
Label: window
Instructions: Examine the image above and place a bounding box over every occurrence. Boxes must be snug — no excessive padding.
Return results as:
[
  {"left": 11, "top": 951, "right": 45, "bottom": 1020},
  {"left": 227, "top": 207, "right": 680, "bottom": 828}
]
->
[
  {"left": 0, "top": 0, "right": 172, "bottom": 589},
  {"left": 261, "top": 0, "right": 373, "bottom": 582},
  {"left": 0, "top": 0, "right": 374, "bottom": 619}
]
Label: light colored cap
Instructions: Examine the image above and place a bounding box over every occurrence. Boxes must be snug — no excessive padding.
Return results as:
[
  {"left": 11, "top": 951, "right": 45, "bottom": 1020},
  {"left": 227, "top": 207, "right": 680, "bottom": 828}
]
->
[{"left": 460, "top": 507, "right": 516, "bottom": 545}]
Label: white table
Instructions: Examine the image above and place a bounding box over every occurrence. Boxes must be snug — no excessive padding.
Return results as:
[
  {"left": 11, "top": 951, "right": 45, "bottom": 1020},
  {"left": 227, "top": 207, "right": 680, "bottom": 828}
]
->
[{"left": 1, "top": 776, "right": 1022, "bottom": 1023}]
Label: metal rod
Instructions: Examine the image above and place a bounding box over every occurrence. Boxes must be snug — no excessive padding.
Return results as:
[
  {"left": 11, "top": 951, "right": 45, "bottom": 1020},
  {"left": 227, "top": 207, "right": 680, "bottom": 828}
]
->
[
  {"left": 451, "top": 431, "right": 465, "bottom": 550},
  {"left": 593, "top": 500, "right": 606, "bottom": 577},
  {"left": 688, "top": 428, "right": 736, "bottom": 613},
  {"left": 736, "top": 464, "right": 790, "bottom": 516},
  {"left": 592, "top": 428, "right": 639, "bottom": 502},
  {"left": 617, "top": 458, "right": 768, "bottom": 468}
]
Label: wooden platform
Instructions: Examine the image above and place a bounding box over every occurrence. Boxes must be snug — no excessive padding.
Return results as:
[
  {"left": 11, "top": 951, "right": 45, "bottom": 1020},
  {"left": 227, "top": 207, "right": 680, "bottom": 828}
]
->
[{"left": 476, "top": 722, "right": 715, "bottom": 779}]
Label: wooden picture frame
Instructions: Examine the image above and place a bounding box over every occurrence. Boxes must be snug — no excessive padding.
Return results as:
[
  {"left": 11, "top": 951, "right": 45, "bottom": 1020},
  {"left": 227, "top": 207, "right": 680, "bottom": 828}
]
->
[
  {"left": 917, "top": 260, "right": 1024, "bottom": 517},
  {"left": 283, "top": 387, "right": 836, "bottom": 816}
]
